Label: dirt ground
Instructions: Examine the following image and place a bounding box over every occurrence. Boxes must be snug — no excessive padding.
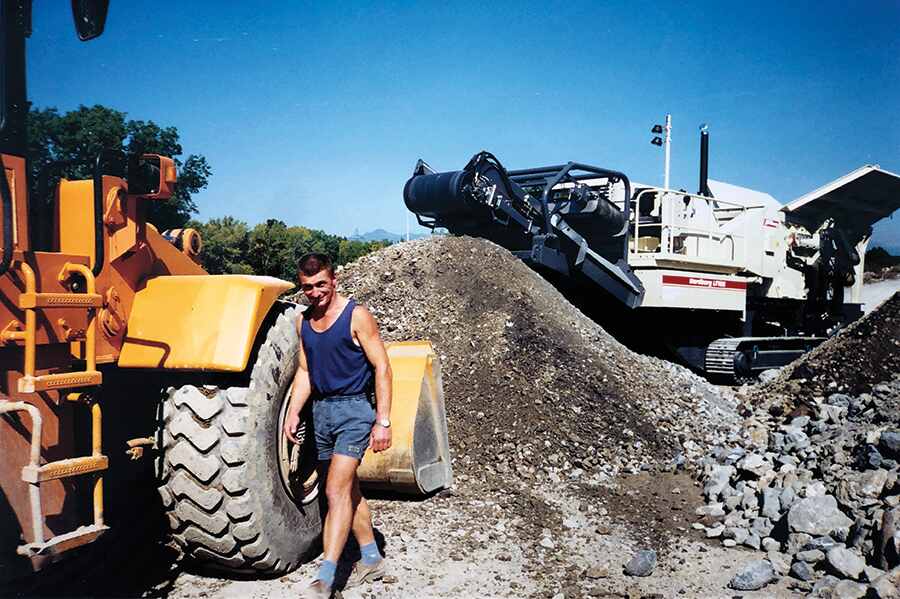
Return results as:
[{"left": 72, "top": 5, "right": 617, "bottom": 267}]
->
[
  {"left": 42, "top": 472, "right": 804, "bottom": 599},
  {"left": 15, "top": 238, "right": 899, "bottom": 598}
]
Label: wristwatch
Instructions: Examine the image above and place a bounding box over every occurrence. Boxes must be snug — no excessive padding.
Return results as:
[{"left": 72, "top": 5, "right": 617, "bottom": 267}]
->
[{"left": 377, "top": 417, "right": 391, "bottom": 428}]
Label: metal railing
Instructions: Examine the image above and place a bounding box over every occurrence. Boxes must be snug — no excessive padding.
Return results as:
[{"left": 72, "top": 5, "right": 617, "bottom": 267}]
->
[{"left": 630, "top": 187, "right": 763, "bottom": 268}]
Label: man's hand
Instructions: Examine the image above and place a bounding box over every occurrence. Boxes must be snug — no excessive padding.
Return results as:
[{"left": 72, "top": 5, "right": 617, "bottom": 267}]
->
[
  {"left": 283, "top": 410, "right": 301, "bottom": 445},
  {"left": 370, "top": 424, "right": 392, "bottom": 453}
]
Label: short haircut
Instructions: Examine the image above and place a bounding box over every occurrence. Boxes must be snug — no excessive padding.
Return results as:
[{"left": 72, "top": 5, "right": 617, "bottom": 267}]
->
[{"left": 298, "top": 253, "right": 334, "bottom": 278}]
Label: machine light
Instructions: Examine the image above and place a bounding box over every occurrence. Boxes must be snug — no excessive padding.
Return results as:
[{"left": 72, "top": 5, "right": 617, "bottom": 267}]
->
[
  {"left": 651, "top": 124, "right": 664, "bottom": 134},
  {"left": 651, "top": 137, "right": 663, "bottom": 146}
]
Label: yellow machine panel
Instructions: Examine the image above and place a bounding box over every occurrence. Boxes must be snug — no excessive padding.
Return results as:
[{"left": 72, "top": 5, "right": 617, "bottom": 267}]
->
[
  {"left": 118, "top": 275, "right": 294, "bottom": 371},
  {"left": 359, "top": 341, "right": 452, "bottom": 494}
]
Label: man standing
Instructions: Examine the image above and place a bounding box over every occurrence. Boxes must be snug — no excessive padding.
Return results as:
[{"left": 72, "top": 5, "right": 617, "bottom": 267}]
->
[{"left": 284, "top": 253, "right": 392, "bottom": 598}]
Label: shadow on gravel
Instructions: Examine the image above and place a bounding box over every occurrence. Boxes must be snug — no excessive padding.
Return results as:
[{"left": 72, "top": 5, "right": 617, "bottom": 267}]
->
[{"left": 5, "top": 520, "right": 182, "bottom": 598}]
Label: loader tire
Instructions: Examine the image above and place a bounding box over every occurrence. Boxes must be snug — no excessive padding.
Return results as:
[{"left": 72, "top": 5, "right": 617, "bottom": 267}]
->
[{"left": 157, "top": 303, "right": 321, "bottom": 574}]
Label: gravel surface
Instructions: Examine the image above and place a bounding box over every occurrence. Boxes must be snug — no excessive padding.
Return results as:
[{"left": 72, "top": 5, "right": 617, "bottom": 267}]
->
[
  {"left": 332, "top": 236, "right": 738, "bottom": 484},
  {"left": 22, "top": 236, "right": 899, "bottom": 598}
]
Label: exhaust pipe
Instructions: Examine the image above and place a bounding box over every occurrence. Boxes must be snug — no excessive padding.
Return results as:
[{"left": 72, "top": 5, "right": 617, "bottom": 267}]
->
[{"left": 699, "top": 125, "right": 711, "bottom": 197}]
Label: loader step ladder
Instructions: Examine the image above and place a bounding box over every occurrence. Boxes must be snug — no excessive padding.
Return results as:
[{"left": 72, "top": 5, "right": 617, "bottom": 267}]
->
[
  {"left": 3, "top": 260, "right": 103, "bottom": 392},
  {"left": 0, "top": 260, "right": 108, "bottom": 557},
  {"left": 0, "top": 400, "right": 108, "bottom": 557}
]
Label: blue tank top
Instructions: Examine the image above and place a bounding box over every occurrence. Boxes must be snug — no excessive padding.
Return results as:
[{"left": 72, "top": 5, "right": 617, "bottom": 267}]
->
[{"left": 300, "top": 299, "right": 374, "bottom": 397}]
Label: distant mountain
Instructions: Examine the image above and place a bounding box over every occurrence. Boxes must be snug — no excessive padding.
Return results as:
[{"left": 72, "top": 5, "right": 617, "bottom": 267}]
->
[{"left": 349, "top": 229, "right": 430, "bottom": 243}]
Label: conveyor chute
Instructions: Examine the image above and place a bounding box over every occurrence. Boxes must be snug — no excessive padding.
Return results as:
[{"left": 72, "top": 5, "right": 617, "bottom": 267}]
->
[{"left": 404, "top": 152, "right": 644, "bottom": 308}]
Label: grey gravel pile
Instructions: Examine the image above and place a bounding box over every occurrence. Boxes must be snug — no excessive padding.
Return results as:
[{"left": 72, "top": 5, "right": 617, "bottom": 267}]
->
[
  {"left": 325, "top": 236, "right": 738, "bottom": 488},
  {"left": 698, "top": 374, "right": 900, "bottom": 596}
]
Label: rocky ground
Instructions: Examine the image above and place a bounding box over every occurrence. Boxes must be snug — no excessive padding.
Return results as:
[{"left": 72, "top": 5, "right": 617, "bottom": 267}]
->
[{"left": 21, "top": 237, "right": 900, "bottom": 598}]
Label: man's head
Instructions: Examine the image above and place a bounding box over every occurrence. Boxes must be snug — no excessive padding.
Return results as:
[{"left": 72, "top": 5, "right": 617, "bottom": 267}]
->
[{"left": 297, "top": 253, "right": 336, "bottom": 309}]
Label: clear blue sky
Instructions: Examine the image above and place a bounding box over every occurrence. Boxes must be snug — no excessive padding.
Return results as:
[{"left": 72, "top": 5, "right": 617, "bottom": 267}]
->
[{"left": 28, "top": 1, "right": 900, "bottom": 249}]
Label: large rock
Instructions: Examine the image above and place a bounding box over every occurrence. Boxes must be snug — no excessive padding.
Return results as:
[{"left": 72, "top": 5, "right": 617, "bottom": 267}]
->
[
  {"left": 758, "top": 368, "right": 780, "bottom": 384},
  {"left": 797, "top": 549, "right": 825, "bottom": 563},
  {"left": 790, "top": 560, "right": 815, "bottom": 581},
  {"left": 870, "top": 566, "right": 900, "bottom": 598},
  {"left": 880, "top": 431, "right": 900, "bottom": 457},
  {"left": 811, "top": 575, "right": 840, "bottom": 596},
  {"left": 761, "top": 488, "right": 782, "bottom": 520},
  {"left": 826, "top": 546, "right": 865, "bottom": 580},
  {"left": 860, "top": 469, "right": 890, "bottom": 498},
  {"left": 704, "top": 465, "right": 735, "bottom": 500},
  {"left": 831, "top": 580, "right": 867, "bottom": 599},
  {"left": 780, "top": 486, "right": 798, "bottom": 510},
  {"left": 876, "top": 507, "right": 900, "bottom": 570},
  {"left": 767, "top": 550, "right": 791, "bottom": 576},
  {"left": 623, "top": 549, "right": 656, "bottom": 577},
  {"left": 738, "top": 453, "right": 767, "bottom": 477},
  {"left": 729, "top": 560, "right": 775, "bottom": 591},
  {"left": 788, "top": 495, "right": 854, "bottom": 536}
]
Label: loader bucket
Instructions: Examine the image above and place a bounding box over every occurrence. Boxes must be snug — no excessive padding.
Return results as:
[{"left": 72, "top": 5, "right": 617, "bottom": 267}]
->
[{"left": 358, "top": 341, "right": 452, "bottom": 494}]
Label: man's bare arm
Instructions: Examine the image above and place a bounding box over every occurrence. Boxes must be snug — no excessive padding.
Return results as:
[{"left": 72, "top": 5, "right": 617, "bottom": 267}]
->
[
  {"left": 284, "top": 312, "right": 313, "bottom": 444},
  {"left": 353, "top": 305, "right": 392, "bottom": 452}
]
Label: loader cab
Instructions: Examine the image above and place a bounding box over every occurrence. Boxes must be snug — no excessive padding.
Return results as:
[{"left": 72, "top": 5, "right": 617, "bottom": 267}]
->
[
  {"left": 0, "top": 0, "right": 108, "bottom": 155},
  {"left": 0, "top": 0, "right": 110, "bottom": 265}
]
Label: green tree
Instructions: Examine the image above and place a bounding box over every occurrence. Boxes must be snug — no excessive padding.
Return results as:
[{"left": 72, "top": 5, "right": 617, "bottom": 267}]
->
[
  {"left": 190, "top": 217, "right": 252, "bottom": 274},
  {"left": 247, "top": 219, "right": 293, "bottom": 279},
  {"left": 27, "top": 104, "right": 211, "bottom": 233}
]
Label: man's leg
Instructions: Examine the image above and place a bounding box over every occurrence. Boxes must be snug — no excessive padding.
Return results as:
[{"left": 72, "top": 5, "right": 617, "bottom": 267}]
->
[
  {"left": 322, "top": 454, "right": 361, "bottom": 563},
  {"left": 349, "top": 475, "right": 384, "bottom": 567},
  {"left": 350, "top": 476, "right": 375, "bottom": 547}
]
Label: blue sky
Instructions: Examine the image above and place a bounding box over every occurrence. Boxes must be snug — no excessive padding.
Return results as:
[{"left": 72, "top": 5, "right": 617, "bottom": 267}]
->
[{"left": 28, "top": 1, "right": 900, "bottom": 249}]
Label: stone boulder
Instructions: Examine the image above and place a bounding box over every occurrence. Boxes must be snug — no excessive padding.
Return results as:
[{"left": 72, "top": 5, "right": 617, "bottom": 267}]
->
[
  {"left": 729, "top": 560, "right": 775, "bottom": 591},
  {"left": 623, "top": 549, "right": 656, "bottom": 577},
  {"left": 788, "top": 495, "right": 853, "bottom": 536},
  {"left": 826, "top": 546, "right": 865, "bottom": 579}
]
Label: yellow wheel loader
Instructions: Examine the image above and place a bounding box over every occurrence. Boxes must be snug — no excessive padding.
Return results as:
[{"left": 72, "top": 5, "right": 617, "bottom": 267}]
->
[{"left": 0, "top": 0, "right": 451, "bottom": 584}]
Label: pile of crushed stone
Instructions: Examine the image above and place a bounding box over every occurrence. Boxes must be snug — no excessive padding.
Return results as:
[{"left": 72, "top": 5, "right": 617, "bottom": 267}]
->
[
  {"left": 329, "top": 236, "right": 737, "bottom": 489},
  {"left": 758, "top": 293, "right": 900, "bottom": 411},
  {"left": 695, "top": 373, "right": 900, "bottom": 595}
]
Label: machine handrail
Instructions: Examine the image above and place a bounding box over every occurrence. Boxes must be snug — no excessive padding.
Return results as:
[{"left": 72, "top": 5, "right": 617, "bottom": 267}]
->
[
  {"left": 91, "top": 149, "right": 126, "bottom": 276},
  {"left": 630, "top": 187, "right": 763, "bottom": 263},
  {"left": 526, "top": 162, "right": 632, "bottom": 255},
  {"left": 0, "top": 157, "right": 14, "bottom": 276}
]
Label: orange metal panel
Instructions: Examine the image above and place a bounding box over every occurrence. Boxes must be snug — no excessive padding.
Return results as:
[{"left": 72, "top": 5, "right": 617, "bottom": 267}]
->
[{"left": 119, "top": 275, "right": 293, "bottom": 371}]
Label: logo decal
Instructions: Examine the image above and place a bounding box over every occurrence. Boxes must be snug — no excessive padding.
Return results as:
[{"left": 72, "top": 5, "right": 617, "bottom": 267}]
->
[{"left": 662, "top": 275, "right": 746, "bottom": 290}]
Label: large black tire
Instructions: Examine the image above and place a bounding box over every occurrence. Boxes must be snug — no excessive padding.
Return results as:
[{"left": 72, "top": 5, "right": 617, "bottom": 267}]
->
[{"left": 157, "top": 303, "right": 321, "bottom": 574}]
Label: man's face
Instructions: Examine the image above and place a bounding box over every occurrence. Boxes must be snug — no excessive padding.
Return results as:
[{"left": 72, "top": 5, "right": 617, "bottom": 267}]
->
[{"left": 299, "top": 269, "right": 336, "bottom": 308}]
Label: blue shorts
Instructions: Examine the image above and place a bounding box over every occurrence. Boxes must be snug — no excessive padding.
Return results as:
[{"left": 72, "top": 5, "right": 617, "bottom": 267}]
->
[{"left": 312, "top": 393, "right": 376, "bottom": 461}]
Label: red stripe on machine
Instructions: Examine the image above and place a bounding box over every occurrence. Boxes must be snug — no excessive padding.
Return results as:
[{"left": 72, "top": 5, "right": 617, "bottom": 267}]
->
[
  {"left": 764, "top": 219, "right": 780, "bottom": 228},
  {"left": 662, "top": 275, "right": 747, "bottom": 290}
]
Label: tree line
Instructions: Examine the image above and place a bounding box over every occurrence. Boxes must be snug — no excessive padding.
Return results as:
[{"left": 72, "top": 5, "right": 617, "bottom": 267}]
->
[
  {"left": 188, "top": 217, "right": 389, "bottom": 279},
  {"left": 28, "top": 105, "right": 388, "bottom": 279}
]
